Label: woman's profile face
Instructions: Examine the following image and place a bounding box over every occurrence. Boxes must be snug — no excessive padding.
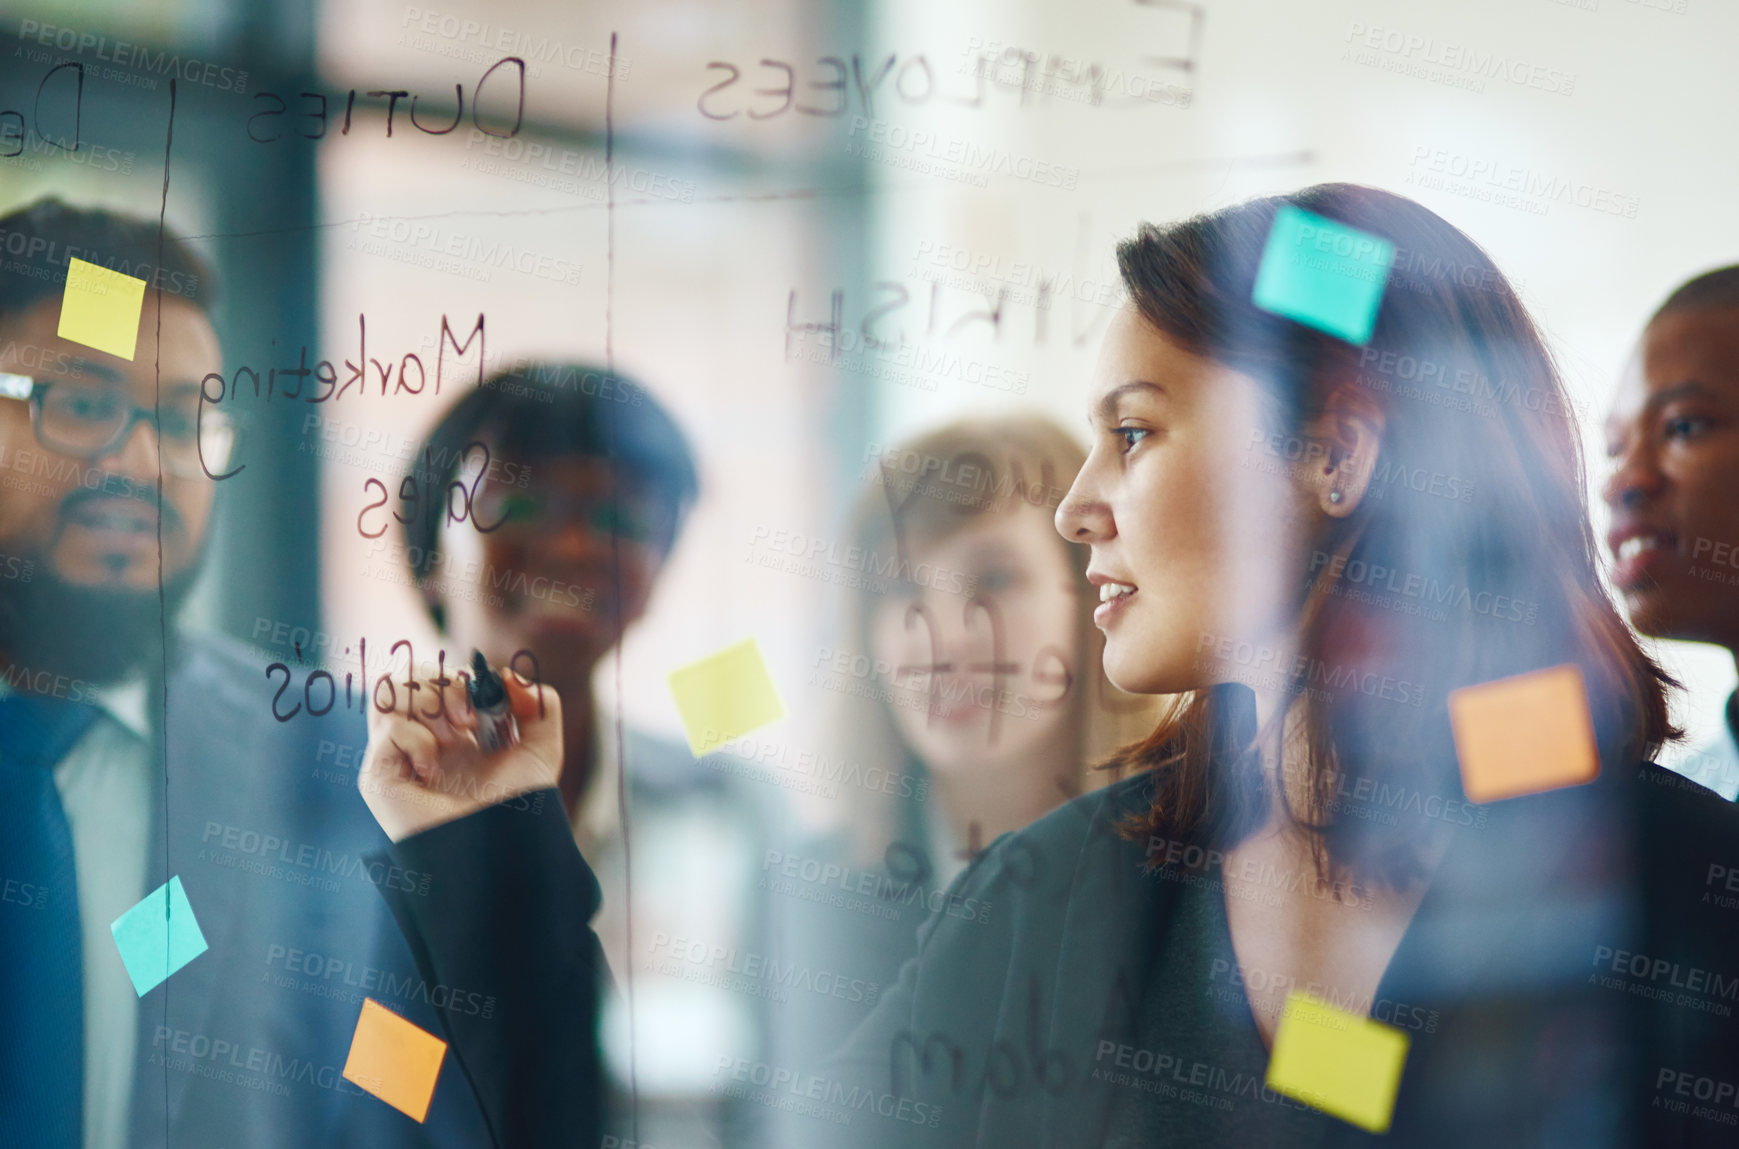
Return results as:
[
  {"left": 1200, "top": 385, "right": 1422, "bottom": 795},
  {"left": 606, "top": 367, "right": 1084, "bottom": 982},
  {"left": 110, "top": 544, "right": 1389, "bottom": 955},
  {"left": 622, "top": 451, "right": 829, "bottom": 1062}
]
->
[
  {"left": 869, "top": 500, "right": 1083, "bottom": 781},
  {"left": 1056, "top": 309, "right": 1315, "bottom": 696}
]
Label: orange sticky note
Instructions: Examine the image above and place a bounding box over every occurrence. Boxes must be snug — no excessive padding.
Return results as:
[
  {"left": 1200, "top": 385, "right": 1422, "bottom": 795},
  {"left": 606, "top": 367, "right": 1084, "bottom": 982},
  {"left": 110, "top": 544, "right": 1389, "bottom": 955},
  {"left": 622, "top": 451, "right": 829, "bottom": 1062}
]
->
[
  {"left": 58, "top": 257, "right": 147, "bottom": 360},
  {"left": 342, "top": 998, "right": 447, "bottom": 1123},
  {"left": 1267, "top": 991, "right": 1409, "bottom": 1132},
  {"left": 1448, "top": 663, "right": 1599, "bottom": 804},
  {"left": 667, "top": 637, "right": 787, "bottom": 755}
]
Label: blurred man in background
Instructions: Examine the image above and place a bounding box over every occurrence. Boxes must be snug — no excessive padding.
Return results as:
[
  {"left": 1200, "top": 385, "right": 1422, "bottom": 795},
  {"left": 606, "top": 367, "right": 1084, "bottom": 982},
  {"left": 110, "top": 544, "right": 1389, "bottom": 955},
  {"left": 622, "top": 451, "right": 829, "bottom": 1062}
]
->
[
  {"left": 0, "top": 197, "right": 490, "bottom": 1149},
  {"left": 1604, "top": 265, "right": 1739, "bottom": 799}
]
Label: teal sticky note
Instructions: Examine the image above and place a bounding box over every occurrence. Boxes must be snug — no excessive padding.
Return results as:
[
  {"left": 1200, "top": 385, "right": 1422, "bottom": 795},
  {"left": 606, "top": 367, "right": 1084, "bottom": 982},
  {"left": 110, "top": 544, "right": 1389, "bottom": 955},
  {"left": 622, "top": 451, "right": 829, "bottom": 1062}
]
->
[
  {"left": 1252, "top": 205, "right": 1395, "bottom": 345},
  {"left": 110, "top": 876, "right": 209, "bottom": 996}
]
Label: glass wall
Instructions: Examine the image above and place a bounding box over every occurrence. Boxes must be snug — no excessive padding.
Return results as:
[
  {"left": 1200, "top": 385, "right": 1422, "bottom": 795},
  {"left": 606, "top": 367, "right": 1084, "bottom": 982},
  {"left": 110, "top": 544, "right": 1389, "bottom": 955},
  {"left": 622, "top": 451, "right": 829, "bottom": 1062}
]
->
[{"left": 1, "top": 0, "right": 1736, "bottom": 1144}]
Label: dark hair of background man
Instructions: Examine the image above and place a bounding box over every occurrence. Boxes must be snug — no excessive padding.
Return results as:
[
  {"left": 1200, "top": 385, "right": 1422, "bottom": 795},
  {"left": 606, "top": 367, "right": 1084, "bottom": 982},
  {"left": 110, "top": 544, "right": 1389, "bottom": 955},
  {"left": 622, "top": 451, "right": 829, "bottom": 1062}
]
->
[
  {"left": 0, "top": 196, "right": 215, "bottom": 316},
  {"left": 1652, "top": 264, "right": 1739, "bottom": 322}
]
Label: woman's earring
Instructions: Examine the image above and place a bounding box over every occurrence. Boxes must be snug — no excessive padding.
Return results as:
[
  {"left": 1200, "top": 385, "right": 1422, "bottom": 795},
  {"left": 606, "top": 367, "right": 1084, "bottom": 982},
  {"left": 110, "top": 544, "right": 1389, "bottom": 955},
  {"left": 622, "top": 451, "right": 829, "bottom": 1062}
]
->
[{"left": 1329, "top": 490, "right": 1344, "bottom": 505}]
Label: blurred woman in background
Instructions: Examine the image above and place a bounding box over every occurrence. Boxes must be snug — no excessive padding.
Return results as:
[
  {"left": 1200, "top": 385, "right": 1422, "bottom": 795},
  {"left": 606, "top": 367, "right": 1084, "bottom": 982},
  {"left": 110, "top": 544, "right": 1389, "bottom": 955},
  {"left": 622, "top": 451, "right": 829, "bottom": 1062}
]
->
[
  {"left": 841, "top": 413, "right": 1158, "bottom": 885},
  {"left": 758, "top": 415, "right": 1158, "bottom": 1105}
]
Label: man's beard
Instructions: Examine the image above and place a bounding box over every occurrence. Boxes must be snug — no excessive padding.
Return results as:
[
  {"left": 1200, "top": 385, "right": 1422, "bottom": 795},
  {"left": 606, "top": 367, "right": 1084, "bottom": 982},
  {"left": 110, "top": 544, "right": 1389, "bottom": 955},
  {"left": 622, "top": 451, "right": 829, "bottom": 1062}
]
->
[{"left": 0, "top": 563, "right": 201, "bottom": 686}]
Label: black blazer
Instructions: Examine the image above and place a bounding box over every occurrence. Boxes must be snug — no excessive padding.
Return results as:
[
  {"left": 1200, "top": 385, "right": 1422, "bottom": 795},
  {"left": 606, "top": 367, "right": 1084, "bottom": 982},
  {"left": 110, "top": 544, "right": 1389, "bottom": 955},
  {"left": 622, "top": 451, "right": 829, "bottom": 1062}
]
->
[
  {"left": 375, "top": 790, "right": 610, "bottom": 1149},
  {"left": 818, "top": 762, "right": 1739, "bottom": 1148},
  {"left": 372, "top": 735, "right": 779, "bottom": 1149},
  {"left": 369, "top": 758, "right": 1739, "bottom": 1148}
]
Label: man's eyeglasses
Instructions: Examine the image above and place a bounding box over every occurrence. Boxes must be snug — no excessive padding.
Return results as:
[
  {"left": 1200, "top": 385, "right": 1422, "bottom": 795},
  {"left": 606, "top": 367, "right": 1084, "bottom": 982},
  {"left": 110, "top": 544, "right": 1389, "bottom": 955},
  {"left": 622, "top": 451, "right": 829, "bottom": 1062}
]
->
[{"left": 0, "top": 372, "right": 235, "bottom": 479}]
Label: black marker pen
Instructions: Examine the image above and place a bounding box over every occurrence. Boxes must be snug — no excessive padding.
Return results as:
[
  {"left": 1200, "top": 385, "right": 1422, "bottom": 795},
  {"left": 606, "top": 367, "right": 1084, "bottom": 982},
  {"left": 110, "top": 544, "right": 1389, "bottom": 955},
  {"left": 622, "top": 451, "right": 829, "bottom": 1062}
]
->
[{"left": 468, "top": 650, "right": 519, "bottom": 752}]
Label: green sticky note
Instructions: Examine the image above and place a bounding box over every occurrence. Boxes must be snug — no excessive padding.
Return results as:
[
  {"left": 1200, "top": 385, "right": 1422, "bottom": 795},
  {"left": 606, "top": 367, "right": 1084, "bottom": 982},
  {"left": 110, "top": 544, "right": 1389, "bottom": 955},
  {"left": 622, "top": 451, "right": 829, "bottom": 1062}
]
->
[
  {"left": 1252, "top": 205, "right": 1394, "bottom": 345},
  {"left": 1266, "top": 990, "right": 1409, "bottom": 1133},
  {"left": 110, "top": 875, "right": 209, "bottom": 996},
  {"left": 667, "top": 637, "right": 787, "bottom": 756},
  {"left": 58, "top": 256, "right": 147, "bottom": 361}
]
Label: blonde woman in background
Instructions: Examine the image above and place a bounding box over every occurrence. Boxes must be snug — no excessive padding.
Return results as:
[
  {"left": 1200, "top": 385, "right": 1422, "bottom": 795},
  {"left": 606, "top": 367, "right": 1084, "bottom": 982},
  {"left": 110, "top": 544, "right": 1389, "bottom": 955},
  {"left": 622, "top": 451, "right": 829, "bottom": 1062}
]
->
[
  {"left": 756, "top": 414, "right": 1160, "bottom": 1119},
  {"left": 831, "top": 413, "right": 1159, "bottom": 884}
]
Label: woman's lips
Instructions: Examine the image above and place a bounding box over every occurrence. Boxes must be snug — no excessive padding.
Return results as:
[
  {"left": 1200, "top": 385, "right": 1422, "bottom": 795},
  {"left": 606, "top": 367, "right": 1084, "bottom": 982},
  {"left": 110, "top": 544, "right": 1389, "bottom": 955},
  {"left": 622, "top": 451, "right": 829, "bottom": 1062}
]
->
[
  {"left": 1093, "top": 581, "right": 1138, "bottom": 627},
  {"left": 886, "top": 674, "right": 1004, "bottom": 726},
  {"left": 927, "top": 694, "right": 992, "bottom": 726},
  {"left": 1610, "top": 532, "right": 1676, "bottom": 592}
]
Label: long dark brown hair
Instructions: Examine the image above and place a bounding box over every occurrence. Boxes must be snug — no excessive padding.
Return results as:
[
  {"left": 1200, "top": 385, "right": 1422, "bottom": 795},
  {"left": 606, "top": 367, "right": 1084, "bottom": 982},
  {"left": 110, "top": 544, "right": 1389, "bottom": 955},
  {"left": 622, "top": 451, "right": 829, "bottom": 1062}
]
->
[{"left": 1105, "top": 183, "right": 1676, "bottom": 887}]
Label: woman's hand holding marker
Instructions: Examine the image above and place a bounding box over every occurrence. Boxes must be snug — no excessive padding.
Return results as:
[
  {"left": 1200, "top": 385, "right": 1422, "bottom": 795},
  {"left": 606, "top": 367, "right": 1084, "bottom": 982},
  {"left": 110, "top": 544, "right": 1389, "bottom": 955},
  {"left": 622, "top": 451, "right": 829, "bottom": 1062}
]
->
[{"left": 360, "top": 649, "right": 563, "bottom": 842}]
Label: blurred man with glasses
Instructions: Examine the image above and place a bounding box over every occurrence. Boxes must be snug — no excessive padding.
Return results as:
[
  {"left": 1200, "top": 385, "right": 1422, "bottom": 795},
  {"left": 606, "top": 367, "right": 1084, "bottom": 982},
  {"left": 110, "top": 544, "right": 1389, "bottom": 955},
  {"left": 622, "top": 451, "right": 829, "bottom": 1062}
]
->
[
  {"left": 0, "top": 199, "right": 480, "bottom": 1149},
  {"left": 0, "top": 219, "right": 231, "bottom": 685}
]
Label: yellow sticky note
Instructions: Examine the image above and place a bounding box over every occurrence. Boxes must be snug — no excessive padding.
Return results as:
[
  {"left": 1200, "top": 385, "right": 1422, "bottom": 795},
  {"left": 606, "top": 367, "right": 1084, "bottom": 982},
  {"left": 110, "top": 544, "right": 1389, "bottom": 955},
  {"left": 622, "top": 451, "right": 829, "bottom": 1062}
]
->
[
  {"left": 57, "top": 257, "right": 147, "bottom": 361},
  {"left": 1266, "top": 991, "right": 1409, "bottom": 1133},
  {"left": 667, "top": 637, "right": 786, "bottom": 755},
  {"left": 1449, "top": 664, "right": 1599, "bottom": 804},
  {"left": 342, "top": 998, "right": 447, "bottom": 1123}
]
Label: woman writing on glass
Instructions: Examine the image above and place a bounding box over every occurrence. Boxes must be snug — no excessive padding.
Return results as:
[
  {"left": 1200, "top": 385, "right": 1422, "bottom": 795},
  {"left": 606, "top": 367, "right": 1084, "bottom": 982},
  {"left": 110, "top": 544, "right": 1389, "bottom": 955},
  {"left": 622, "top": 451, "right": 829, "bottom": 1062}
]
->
[{"left": 356, "top": 184, "right": 1739, "bottom": 1148}]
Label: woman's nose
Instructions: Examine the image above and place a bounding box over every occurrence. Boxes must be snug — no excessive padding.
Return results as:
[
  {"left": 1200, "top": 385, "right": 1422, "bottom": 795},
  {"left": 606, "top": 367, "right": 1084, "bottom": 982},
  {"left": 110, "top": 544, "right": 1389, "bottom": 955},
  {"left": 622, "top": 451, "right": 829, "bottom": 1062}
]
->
[
  {"left": 1055, "top": 474, "right": 1112, "bottom": 542},
  {"left": 1601, "top": 440, "right": 1663, "bottom": 512}
]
